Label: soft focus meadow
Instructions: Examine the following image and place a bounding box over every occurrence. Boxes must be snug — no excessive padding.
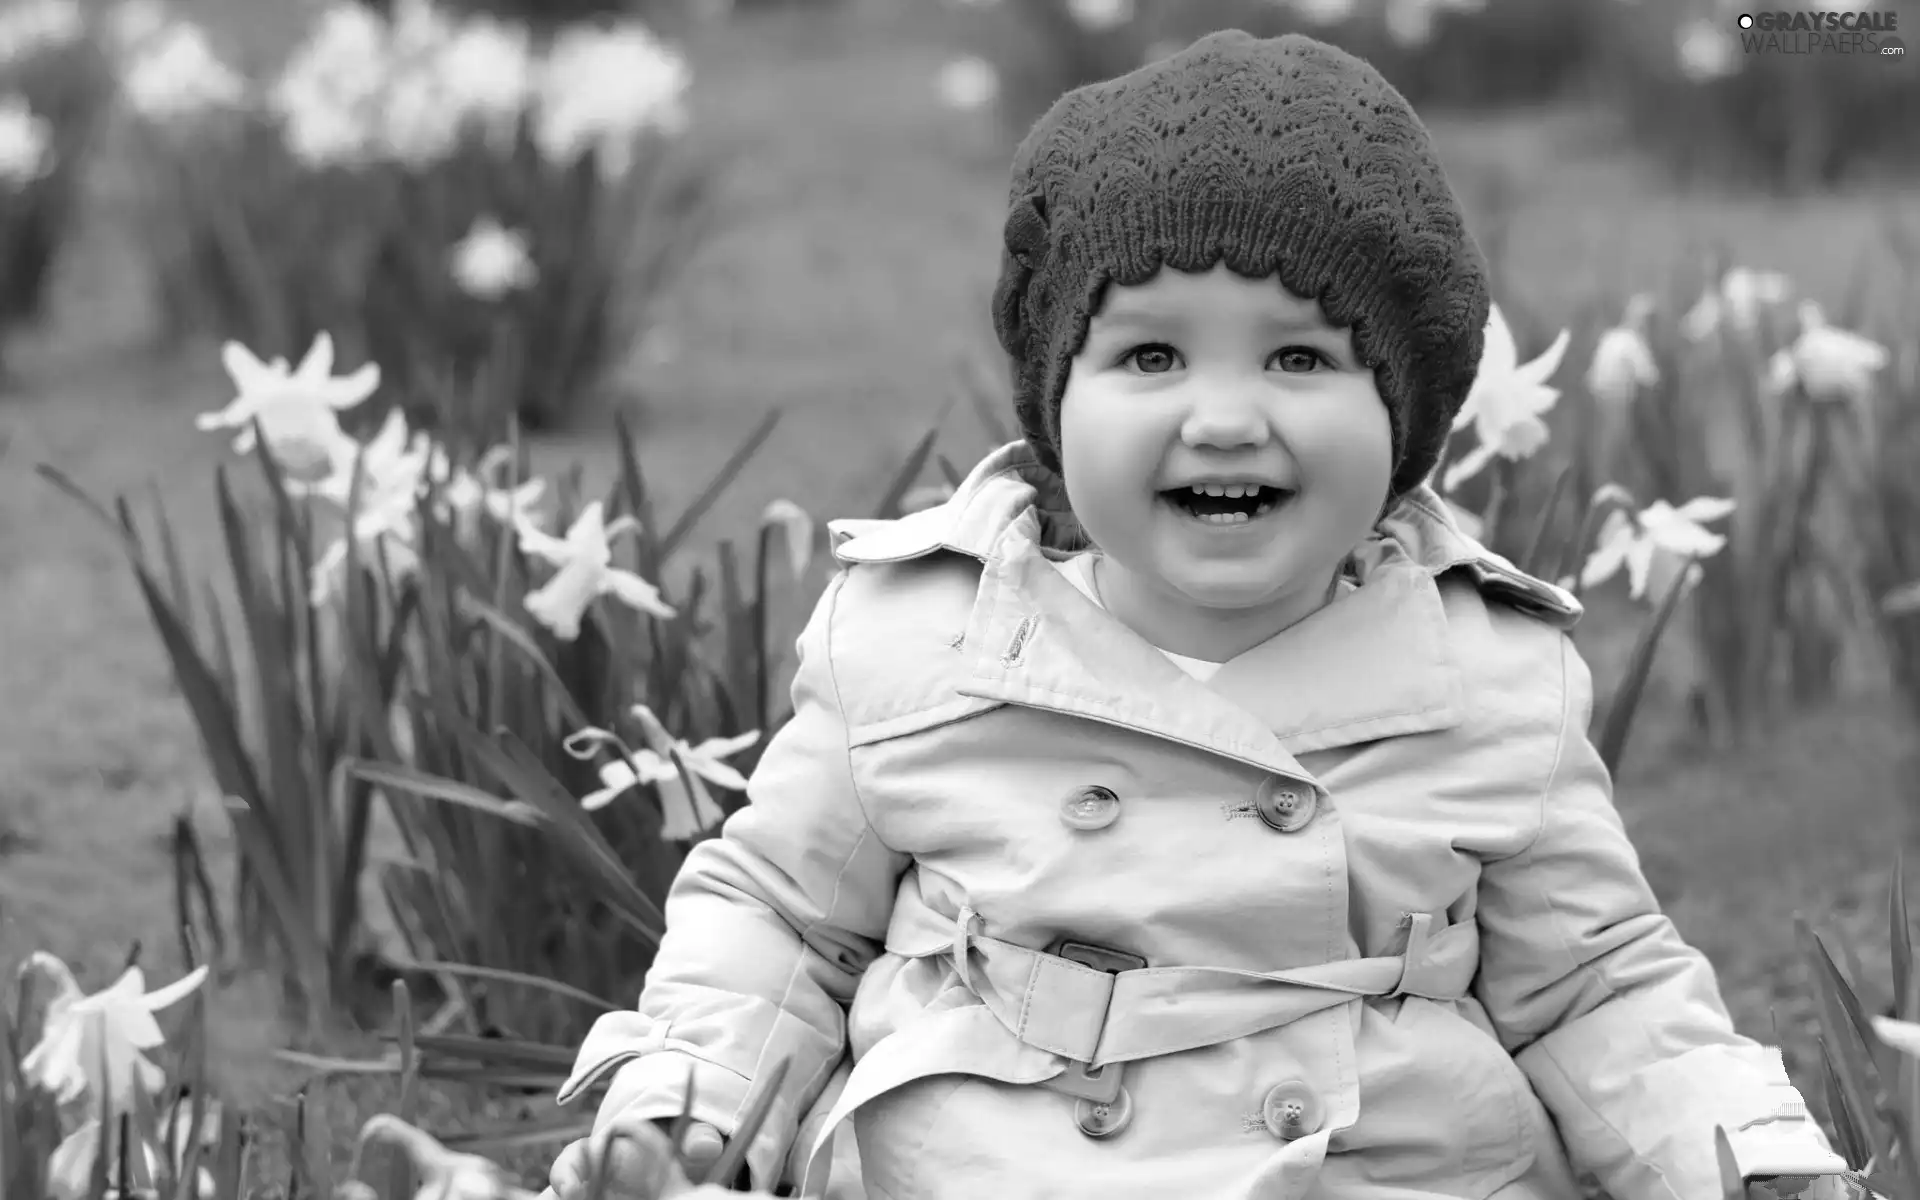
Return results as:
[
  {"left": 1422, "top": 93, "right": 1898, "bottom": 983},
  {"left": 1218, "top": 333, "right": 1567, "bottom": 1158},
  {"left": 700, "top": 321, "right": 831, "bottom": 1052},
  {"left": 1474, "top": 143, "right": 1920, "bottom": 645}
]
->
[{"left": 2, "top": 0, "right": 1920, "bottom": 1194}]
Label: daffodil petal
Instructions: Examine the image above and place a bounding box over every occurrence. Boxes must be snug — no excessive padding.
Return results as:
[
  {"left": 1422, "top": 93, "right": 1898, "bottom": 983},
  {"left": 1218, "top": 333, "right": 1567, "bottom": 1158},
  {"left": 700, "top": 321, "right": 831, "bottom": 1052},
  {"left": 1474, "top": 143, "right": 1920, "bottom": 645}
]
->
[
  {"left": 562, "top": 725, "right": 621, "bottom": 759},
  {"left": 1625, "top": 541, "right": 1656, "bottom": 601},
  {"left": 762, "top": 498, "right": 815, "bottom": 579},
  {"left": 46, "top": 1121, "right": 101, "bottom": 1200},
  {"left": 655, "top": 771, "right": 725, "bottom": 842},
  {"left": 21, "top": 950, "right": 83, "bottom": 1009},
  {"left": 1517, "top": 326, "right": 1571, "bottom": 387},
  {"left": 140, "top": 964, "right": 209, "bottom": 1013},
  {"left": 1673, "top": 496, "right": 1736, "bottom": 525},
  {"left": 567, "top": 501, "right": 610, "bottom": 550},
  {"left": 628, "top": 748, "right": 678, "bottom": 785},
  {"left": 598, "top": 761, "right": 640, "bottom": 790},
  {"left": 1480, "top": 303, "right": 1519, "bottom": 375},
  {"left": 1875, "top": 1015, "right": 1920, "bottom": 1058},
  {"left": 1494, "top": 413, "right": 1552, "bottom": 459},
  {"left": 295, "top": 332, "right": 336, "bottom": 380},
  {"left": 1657, "top": 525, "right": 1727, "bottom": 559},
  {"left": 526, "top": 558, "right": 604, "bottom": 641},
  {"left": 326, "top": 362, "right": 381, "bottom": 408},
  {"left": 218, "top": 341, "right": 274, "bottom": 391},
  {"left": 607, "top": 569, "right": 676, "bottom": 620},
  {"left": 581, "top": 762, "right": 639, "bottom": 811},
  {"left": 1579, "top": 538, "right": 1629, "bottom": 590},
  {"left": 691, "top": 730, "right": 761, "bottom": 761},
  {"left": 627, "top": 704, "right": 676, "bottom": 756},
  {"left": 1679, "top": 294, "right": 1720, "bottom": 342},
  {"left": 517, "top": 521, "right": 573, "bottom": 564},
  {"left": 690, "top": 758, "right": 751, "bottom": 792}
]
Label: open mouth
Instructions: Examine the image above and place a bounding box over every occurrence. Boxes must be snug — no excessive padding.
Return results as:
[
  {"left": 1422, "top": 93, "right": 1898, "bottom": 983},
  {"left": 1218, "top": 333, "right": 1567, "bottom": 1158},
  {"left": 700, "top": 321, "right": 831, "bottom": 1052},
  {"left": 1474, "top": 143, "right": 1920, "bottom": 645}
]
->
[{"left": 1161, "top": 483, "right": 1292, "bottom": 526}]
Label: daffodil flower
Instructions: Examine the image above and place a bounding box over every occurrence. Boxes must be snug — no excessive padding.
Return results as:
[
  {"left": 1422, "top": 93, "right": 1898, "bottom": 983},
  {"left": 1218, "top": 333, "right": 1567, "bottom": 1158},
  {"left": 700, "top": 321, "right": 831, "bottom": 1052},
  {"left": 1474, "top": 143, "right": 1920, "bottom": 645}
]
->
[
  {"left": 935, "top": 55, "right": 998, "bottom": 112},
  {"left": 309, "top": 501, "right": 422, "bottom": 607},
  {"left": 196, "top": 332, "right": 380, "bottom": 477},
  {"left": 1764, "top": 300, "right": 1889, "bottom": 405},
  {"left": 1065, "top": 0, "right": 1132, "bottom": 32},
  {"left": 1585, "top": 292, "right": 1660, "bottom": 411},
  {"left": 121, "top": 18, "right": 249, "bottom": 122},
  {"left": 291, "top": 406, "right": 431, "bottom": 510},
  {"left": 450, "top": 215, "right": 536, "bottom": 300},
  {"left": 532, "top": 21, "right": 691, "bottom": 181},
  {"left": 1674, "top": 17, "right": 1740, "bottom": 82},
  {"left": 18, "top": 952, "right": 209, "bottom": 1115},
  {"left": 1580, "top": 496, "right": 1736, "bottom": 601},
  {"left": 1679, "top": 266, "right": 1792, "bottom": 343},
  {"left": 423, "top": 443, "right": 548, "bottom": 534},
  {"left": 0, "top": 0, "right": 84, "bottom": 65},
  {"left": 1290, "top": 0, "right": 1356, "bottom": 23},
  {"left": 1443, "top": 303, "right": 1570, "bottom": 492},
  {"left": 518, "top": 501, "right": 674, "bottom": 641},
  {"left": 294, "top": 408, "right": 432, "bottom": 606},
  {"left": 0, "top": 95, "right": 52, "bottom": 185},
  {"left": 565, "top": 706, "right": 758, "bottom": 839},
  {"left": 761, "top": 498, "right": 813, "bottom": 579}
]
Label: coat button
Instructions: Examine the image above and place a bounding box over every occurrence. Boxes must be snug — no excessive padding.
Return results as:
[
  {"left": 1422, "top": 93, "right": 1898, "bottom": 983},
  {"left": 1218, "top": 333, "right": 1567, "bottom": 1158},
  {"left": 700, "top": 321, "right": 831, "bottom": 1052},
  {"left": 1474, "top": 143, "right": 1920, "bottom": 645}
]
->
[
  {"left": 1060, "top": 785, "right": 1120, "bottom": 831},
  {"left": 1261, "top": 1079, "right": 1324, "bottom": 1139},
  {"left": 1255, "top": 778, "right": 1316, "bottom": 833},
  {"left": 1075, "top": 1087, "right": 1133, "bottom": 1138}
]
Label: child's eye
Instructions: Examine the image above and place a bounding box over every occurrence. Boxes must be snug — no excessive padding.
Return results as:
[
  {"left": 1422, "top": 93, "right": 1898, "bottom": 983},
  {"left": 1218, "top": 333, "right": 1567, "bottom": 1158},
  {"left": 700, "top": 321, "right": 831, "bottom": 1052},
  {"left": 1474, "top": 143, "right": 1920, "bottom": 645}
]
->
[
  {"left": 1120, "top": 344, "right": 1182, "bottom": 374},
  {"left": 1270, "top": 346, "right": 1330, "bottom": 374}
]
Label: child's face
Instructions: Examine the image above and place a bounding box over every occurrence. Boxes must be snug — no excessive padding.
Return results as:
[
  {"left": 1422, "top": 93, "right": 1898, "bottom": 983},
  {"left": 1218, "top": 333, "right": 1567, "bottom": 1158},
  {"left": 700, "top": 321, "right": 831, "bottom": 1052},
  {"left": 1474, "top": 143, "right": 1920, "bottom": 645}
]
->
[{"left": 1058, "top": 263, "right": 1391, "bottom": 619}]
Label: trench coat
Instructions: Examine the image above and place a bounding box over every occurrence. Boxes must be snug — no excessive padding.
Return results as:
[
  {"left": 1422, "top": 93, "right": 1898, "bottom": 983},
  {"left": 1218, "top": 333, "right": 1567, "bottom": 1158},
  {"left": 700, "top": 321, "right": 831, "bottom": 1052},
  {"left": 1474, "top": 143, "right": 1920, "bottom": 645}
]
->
[{"left": 555, "top": 442, "right": 1816, "bottom": 1200}]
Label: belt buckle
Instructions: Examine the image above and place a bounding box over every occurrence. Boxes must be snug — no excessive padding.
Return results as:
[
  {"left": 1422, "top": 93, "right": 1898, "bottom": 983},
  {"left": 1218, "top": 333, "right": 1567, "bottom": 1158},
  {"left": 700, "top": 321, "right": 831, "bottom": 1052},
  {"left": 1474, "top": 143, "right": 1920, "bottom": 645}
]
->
[{"left": 1040, "top": 939, "right": 1145, "bottom": 1105}]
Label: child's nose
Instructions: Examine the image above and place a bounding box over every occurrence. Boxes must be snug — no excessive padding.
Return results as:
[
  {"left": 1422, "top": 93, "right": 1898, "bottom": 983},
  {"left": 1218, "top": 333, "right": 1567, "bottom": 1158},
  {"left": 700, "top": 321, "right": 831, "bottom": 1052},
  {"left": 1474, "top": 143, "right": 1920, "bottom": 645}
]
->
[{"left": 1178, "top": 379, "right": 1272, "bottom": 450}]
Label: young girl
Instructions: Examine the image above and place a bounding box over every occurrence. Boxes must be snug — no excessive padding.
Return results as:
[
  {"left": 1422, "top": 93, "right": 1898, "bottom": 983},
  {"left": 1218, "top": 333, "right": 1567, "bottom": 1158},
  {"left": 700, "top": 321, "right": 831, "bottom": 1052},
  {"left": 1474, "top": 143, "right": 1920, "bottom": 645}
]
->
[{"left": 546, "top": 30, "right": 1843, "bottom": 1200}]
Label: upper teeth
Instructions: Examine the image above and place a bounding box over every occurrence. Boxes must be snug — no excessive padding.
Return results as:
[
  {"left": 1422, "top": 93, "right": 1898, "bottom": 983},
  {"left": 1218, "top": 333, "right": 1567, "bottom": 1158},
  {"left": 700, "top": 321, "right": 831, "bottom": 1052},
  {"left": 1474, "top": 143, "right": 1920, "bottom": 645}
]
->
[{"left": 1191, "top": 483, "right": 1264, "bottom": 497}]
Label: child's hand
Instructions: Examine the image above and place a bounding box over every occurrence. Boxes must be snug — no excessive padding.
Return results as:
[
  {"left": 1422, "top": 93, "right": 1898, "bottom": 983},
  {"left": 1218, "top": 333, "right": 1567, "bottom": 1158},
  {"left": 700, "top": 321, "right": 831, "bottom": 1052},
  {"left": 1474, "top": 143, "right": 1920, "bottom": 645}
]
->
[{"left": 545, "top": 1115, "right": 733, "bottom": 1198}]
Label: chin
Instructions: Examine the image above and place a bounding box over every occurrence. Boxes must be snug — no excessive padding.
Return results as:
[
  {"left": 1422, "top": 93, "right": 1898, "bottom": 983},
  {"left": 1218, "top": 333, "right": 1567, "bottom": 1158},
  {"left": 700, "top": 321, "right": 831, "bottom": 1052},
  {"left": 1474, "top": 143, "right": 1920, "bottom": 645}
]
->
[{"left": 1165, "top": 567, "right": 1291, "bottom": 612}]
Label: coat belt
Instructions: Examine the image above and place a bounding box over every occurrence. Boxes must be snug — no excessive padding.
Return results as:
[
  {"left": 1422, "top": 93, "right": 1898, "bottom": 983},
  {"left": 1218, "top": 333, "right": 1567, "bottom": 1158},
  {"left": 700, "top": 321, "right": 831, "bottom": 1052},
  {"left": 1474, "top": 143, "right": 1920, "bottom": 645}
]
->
[{"left": 791, "top": 890, "right": 1481, "bottom": 1191}]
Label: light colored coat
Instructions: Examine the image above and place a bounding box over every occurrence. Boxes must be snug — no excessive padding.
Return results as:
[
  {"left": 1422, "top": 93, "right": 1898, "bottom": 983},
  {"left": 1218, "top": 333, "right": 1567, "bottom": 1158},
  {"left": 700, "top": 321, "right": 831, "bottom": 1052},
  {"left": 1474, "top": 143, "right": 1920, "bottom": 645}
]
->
[{"left": 558, "top": 443, "right": 1805, "bottom": 1200}]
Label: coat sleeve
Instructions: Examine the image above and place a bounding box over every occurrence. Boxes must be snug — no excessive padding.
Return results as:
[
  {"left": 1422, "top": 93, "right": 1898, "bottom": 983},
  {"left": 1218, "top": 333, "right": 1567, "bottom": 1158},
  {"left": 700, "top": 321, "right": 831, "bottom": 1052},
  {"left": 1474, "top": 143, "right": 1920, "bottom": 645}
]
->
[
  {"left": 555, "top": 569, "right": 912, "bottom": 1190},
  {"left": 1471, "top": 632, "right": 1821, "bottom": 1200}
]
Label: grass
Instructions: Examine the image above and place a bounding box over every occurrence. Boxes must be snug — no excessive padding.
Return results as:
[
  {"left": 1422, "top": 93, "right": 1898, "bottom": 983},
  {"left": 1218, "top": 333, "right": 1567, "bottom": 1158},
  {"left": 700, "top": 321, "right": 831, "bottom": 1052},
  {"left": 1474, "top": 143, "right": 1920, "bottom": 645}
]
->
[{"left": 1, "top": 0, "right": 1918, "bottom": 1184}]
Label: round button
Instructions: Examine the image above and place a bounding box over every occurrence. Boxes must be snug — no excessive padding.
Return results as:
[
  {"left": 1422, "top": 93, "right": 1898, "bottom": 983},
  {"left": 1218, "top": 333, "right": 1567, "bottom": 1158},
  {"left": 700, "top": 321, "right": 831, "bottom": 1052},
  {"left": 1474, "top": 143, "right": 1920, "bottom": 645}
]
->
[
  {"left": 1261, "top": 1079, "right": 1324, "bottom": 1140},
  {"left": 1075, "top": 1088, "right": 1133, "bottom": 1138},
  {"left": 1060, "top": 785, "right": 1120, "bottom": 831},
  {"left": 1255, "top": 778, "right": 1316, "bottom": 833}
]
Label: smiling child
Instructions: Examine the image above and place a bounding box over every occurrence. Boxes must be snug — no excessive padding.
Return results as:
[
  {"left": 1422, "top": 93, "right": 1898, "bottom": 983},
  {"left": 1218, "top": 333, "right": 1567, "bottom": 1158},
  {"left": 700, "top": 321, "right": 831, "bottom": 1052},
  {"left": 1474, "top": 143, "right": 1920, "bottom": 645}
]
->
[{"left": 544, "top": 29, "right": 1845, "bottom": 1200}]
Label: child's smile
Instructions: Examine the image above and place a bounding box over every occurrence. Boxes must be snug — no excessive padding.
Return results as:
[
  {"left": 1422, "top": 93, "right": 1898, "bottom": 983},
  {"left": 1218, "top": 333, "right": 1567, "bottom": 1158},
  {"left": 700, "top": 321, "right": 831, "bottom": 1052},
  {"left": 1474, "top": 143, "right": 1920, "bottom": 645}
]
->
[
  {"left": 1162, "top": 480, "right": 1290, "bottom": 527},
  {"left": 1057, "top": 262, "right": 1392, "bottom": 662}
]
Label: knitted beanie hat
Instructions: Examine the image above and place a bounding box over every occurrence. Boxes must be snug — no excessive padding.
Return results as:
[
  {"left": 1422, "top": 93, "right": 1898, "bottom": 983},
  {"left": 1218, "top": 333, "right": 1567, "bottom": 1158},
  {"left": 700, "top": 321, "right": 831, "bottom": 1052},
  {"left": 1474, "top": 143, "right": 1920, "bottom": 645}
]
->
[{"left": 990, "top": 29, "right": 1490, "bottom": 501}]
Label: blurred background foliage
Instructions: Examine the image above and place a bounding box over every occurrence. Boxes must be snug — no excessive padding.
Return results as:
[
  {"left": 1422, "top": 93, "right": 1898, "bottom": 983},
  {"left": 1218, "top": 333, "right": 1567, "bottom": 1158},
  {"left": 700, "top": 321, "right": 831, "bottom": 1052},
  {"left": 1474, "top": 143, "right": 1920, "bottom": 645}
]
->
[{"left": 931, "top": 0, "right": 1920, "bottom": 193}]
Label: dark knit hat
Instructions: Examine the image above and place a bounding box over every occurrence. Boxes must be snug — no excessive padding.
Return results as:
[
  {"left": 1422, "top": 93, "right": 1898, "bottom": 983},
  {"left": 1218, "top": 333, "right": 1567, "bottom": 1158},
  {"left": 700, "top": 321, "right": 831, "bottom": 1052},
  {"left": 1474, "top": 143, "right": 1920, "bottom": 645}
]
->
[{"left": 990, "top": 29, "right": 1490, "bottom": 501}]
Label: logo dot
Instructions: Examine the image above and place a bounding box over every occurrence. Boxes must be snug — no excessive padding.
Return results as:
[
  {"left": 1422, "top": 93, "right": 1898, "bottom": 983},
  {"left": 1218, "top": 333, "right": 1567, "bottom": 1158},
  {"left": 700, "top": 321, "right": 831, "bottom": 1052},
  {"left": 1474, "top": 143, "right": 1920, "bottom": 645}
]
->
[{"left": 1737, "top": 12, "right": 1754, "bottom": 27}]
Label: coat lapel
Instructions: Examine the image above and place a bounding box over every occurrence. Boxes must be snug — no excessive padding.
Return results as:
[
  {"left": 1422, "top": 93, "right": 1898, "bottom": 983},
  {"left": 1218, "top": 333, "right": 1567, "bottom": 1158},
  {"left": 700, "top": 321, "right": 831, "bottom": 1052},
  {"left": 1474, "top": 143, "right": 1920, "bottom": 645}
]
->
[
  {"left": 950, "top": 520, "right": 1325, "bottom": 793},
  {"left": 1207, "top": 550, "right": 1465, "bottom": 756}
]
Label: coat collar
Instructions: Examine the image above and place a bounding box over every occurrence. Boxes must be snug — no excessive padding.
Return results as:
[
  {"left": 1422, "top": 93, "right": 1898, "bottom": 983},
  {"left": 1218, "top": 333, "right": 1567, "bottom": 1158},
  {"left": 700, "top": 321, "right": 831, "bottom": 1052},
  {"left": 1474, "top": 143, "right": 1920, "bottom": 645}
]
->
[{"left": 828, "top": 443, "right": 1581, "bottom": 786}]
